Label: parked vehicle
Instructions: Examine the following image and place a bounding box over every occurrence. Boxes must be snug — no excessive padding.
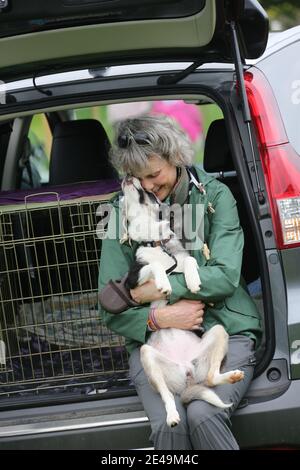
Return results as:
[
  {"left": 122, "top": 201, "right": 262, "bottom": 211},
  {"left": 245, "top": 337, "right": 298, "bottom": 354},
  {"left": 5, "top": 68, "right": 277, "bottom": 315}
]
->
[{"left": 0, "top": 0, "right": 299, "bottom": 449}]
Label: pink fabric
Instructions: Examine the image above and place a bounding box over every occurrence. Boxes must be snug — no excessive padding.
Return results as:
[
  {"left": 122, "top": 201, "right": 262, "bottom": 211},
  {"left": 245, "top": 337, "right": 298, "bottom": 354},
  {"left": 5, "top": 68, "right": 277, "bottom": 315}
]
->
[{"left": 151, "top": 100, "right": 203, "bottom": 142}]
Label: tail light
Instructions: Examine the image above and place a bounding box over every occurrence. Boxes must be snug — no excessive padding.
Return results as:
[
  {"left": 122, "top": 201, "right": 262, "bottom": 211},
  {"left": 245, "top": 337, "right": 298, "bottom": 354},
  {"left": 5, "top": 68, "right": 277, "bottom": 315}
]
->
[{"left": 244, "top": 69, "right": 300, "bottom": 249}]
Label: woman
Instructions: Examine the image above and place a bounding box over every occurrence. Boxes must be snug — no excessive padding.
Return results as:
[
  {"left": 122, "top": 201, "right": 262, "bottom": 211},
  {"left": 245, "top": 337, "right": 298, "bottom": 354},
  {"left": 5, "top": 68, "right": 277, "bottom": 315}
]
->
[{"left": 99, "top": 114, "right": 261, "bottom": 450}]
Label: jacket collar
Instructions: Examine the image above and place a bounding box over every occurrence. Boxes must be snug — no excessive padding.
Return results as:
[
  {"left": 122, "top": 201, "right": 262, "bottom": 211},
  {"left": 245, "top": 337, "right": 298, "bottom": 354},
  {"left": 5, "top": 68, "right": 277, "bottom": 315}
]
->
[
  {"left": 169, "top": 166, "right": 191, "bottom": 206},
  {"left": 169, "top": 166, "right": 216, "bottom": 206}
]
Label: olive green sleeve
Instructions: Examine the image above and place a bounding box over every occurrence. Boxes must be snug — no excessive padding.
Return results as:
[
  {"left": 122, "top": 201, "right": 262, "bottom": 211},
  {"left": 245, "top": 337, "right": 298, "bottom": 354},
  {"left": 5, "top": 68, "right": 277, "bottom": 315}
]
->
[
  {"left": 98, "top": 205, "right": 150, "bottom": 345},
  {"left": 169, "top": 183, "right": 244, "bottom": 303}
]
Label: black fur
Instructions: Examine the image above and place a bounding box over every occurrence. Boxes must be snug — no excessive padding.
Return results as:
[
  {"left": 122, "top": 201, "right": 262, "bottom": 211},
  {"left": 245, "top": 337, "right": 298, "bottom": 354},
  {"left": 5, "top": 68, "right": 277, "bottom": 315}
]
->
[
  {"left": 147, "top": 191, "right": 158, "bottom": 204},
  {"left": 125, "top": 260, "right": 147, "bottom": 290},
  {"left": 137, "top": 188, "right": 145, "bottom": 205}
]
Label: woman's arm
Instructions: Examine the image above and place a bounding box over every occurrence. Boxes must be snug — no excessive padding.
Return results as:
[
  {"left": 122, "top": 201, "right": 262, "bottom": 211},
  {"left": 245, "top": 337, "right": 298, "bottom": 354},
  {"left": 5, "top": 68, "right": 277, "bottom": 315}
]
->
[
  {"left": 169, "top": 183, "right": 244, "bottom": 304},
  {"left": 99, "top": 203, "right": 153, "bottom": 343}
]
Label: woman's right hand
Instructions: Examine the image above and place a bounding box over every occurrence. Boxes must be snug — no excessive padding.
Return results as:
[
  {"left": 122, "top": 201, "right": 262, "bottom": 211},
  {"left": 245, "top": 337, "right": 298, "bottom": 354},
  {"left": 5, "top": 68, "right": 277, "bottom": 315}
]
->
[{"left": 155, "top": 299, "right": 205, "bottom": 330}]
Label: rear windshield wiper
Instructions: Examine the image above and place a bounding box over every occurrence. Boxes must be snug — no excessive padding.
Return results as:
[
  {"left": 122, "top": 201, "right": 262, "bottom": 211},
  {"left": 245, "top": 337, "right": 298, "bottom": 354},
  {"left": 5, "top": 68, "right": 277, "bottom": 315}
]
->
[{"left": 157, "top": 59, "right": 203, "bottom": 86}]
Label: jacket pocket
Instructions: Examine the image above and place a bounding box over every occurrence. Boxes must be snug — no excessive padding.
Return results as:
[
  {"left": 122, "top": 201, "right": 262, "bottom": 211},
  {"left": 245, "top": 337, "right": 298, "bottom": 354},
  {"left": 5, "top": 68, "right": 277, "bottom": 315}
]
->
[{"left": 224, "top": 286, "right": 260, "bottom": 320}]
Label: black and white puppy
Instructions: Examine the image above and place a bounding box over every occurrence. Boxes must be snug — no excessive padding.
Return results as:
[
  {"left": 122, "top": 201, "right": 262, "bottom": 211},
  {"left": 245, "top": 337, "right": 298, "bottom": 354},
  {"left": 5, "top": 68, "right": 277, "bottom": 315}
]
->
[
  {"left": 121, "top": 176, "right": 201, "bottom": 296},
  {"left": 121, "top": 176, "right": 244, "bottom": 427}
]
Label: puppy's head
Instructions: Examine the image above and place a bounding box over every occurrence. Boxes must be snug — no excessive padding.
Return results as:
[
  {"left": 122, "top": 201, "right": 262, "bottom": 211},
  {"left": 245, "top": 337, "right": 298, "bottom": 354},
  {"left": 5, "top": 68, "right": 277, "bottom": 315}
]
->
[
  {"left": 122, "top": 176, "right": 158, "bottom": 207},
  {"left": 120, "top": 176, "right": 162, "bottom": 244}
]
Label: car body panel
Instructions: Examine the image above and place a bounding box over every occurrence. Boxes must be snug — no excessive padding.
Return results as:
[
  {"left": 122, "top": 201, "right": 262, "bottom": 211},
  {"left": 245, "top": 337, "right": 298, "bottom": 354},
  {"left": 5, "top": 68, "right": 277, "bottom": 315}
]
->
[
  {"left": 1, "top": 375, "right": 300, "bottom": 449},
  {"left": 282, "top": 248, "right": 300, "bottom": 378},
  {"left": 1, "top": 11, "right": 300, "bottom": 450}
]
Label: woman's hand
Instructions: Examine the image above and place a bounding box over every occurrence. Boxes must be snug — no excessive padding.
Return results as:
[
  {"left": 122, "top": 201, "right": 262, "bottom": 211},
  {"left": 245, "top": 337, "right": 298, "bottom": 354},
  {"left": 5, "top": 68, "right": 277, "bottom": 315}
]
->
[
  {"left": 156, "top": 299, "right": 205, "bottom": 330},
  {"left": 130, "top": 279, "right": 167, "bottom": 304}
]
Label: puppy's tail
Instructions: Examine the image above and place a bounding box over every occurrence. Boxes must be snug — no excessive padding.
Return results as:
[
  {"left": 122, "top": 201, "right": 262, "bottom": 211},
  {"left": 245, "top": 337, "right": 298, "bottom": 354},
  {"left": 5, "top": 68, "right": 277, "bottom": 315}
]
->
[{"left": 181, "top": 385, "right": 232, "bottom": 409}]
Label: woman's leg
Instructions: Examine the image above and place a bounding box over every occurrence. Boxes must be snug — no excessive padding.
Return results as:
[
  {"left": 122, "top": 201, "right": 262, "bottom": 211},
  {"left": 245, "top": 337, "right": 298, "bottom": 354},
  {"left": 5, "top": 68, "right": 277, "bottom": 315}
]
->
[
  {"left": 186, "top": 335, "right": 256, "bottom": 450},
  {"left": 129, "top": 348, "right": 192, "bottom": 450}
]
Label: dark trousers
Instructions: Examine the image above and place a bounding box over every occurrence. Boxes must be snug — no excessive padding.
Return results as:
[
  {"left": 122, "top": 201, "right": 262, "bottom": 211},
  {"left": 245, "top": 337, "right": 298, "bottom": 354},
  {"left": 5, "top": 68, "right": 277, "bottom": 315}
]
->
[{"left": 129, "top": 334, "right": 256, "bottom": 450}]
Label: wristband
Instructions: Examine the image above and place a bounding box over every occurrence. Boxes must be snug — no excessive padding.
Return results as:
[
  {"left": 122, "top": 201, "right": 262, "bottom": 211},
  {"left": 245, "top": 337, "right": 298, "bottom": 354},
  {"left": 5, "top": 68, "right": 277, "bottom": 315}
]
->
[{"left": 147, "top": 307, "right": 160, "bottom": 331}]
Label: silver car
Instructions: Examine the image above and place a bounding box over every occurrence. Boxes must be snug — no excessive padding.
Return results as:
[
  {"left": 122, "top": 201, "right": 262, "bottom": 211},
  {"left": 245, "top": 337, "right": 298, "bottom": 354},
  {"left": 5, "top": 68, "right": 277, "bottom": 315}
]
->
[{"left": 0, "top": 0, "right": 299, "bottom": 450}]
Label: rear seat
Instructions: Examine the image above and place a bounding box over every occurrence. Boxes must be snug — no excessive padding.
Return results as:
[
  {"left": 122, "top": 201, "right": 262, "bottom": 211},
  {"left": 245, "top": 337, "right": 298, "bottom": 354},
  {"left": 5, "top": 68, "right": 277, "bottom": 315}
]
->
[
  {"left": 203, "top": 119, "right": 260, "bottom": 285},
  {"left": 49, "top": 119, "right": 118, "bottom": 185}
]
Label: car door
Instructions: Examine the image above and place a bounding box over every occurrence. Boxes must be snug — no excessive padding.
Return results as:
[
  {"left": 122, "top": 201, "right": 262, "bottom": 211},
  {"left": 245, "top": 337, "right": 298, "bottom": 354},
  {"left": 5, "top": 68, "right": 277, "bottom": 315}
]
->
[{"left": 0, "top": 0, "right": 268, "bottom": 82}]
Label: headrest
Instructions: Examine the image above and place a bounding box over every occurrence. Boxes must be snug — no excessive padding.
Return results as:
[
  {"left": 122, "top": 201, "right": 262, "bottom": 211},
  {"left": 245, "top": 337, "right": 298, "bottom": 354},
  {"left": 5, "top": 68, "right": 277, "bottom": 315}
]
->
[
  {"left": 49, "top": 119, "right": 118, "bottom": 185},
  {"left": 203, "top": 119, "right": 234, "bottom": 173}
]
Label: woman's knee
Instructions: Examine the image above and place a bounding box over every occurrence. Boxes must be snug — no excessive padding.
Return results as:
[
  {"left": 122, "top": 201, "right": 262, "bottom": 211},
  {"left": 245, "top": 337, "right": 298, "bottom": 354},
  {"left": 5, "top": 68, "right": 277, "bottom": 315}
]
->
[
  {"left": 186, "top": 401, "right": 238, "bottom": 450},
  {"left": 186, "top": 399, "right": 228, "bottom": 432}
]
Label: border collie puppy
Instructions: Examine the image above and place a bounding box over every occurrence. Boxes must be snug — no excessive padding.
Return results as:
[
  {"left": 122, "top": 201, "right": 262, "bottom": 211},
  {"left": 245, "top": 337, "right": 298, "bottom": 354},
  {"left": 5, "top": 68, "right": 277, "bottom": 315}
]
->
[{"left": 121, "top": 176, "right": 244, "bottom": 427}]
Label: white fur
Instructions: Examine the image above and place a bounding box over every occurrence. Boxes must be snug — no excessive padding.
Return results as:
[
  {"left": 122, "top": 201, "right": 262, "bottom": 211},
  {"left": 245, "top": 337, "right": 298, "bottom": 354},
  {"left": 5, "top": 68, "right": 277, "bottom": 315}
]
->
[{"left": 122, "top": 177, "right": 244, "bottom": 427}]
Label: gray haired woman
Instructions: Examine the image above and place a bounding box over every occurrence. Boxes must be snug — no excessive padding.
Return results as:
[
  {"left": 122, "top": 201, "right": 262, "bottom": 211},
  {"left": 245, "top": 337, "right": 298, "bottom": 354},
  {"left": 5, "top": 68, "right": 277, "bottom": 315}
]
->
[{"left": 99, "top": 114, "right": 261, "bottom": 450}]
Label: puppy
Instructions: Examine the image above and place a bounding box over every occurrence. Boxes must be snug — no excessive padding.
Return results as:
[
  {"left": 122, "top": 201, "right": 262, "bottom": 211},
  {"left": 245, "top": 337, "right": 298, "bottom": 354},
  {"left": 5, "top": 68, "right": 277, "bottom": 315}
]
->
[{"left": 121, "top": 176, "right": 244, "bottom": 427}]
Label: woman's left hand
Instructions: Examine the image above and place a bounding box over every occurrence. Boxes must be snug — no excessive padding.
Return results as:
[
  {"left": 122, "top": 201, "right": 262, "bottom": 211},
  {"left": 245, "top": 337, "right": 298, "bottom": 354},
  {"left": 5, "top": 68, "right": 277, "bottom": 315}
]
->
[{"left": 130, "top": 279, "right": 167, "bottom": 304}]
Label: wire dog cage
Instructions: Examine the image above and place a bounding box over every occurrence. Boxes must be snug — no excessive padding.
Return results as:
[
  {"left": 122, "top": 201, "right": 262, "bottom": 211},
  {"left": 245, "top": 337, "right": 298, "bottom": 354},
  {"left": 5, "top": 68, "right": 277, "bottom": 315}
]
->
[{"left": 0, "top": 191, "right": 130, "bottom": 406}]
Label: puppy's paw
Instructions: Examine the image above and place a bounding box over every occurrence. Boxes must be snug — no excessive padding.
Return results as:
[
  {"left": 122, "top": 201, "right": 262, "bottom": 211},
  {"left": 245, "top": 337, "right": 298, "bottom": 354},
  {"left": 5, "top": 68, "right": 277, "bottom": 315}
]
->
[
  {"left": 228, "top": 370, "right": 244, "bottom": 384},
  {"left": 155, "top": 277, "right": 172, "bottom": 295},
  {"left": 167, "top": 410, "right": 181, "bottom": 428},
  {"left": 184, "top": 266, "right": 201, "bottom": 294},
  {"left": 186, "top": 281, "right": 201, "bottom": 294}
]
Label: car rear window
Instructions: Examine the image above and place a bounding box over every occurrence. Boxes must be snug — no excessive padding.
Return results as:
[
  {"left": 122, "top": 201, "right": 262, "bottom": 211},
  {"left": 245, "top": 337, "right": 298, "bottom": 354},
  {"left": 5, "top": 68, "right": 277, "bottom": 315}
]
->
[
  {"left": 0, "top": 0, "right": 205, "bottom": 38},
  {"left": 258, "top": 41, "right": 300, "bottom": 155}
]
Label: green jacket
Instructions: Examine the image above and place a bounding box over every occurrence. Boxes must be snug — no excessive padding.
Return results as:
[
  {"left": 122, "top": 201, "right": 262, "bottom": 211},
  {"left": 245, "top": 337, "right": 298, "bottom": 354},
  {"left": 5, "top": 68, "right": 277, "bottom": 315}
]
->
[{"left": 99, "top": 167, "right": 262, "bottom": 354}]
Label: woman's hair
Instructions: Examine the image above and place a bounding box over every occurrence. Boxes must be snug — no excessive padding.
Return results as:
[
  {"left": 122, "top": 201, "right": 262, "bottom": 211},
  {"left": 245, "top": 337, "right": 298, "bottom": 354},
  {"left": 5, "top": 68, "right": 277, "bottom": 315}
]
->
[{"left": 109, "top": 114, "right": 194, "bottom": 176}]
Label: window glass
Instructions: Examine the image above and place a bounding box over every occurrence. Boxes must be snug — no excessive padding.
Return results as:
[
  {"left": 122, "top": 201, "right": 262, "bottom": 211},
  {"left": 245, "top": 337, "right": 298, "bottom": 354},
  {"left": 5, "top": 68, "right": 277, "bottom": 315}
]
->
[
  {"left": 259, "top": 41, "right": 300, "bottom": 155},
  {"left": 26, "top": 114, "right": 52, "bottom": 186},
  {"left": 74, "top": 101, "right": 222, "bottom": 165}
]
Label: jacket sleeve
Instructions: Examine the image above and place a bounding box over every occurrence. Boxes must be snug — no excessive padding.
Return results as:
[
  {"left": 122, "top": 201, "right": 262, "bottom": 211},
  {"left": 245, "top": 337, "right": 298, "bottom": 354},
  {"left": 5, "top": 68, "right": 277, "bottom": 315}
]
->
[
  {"left": 98, "top": 205, "right": 150, "bottom": 344},
  {"left": 169, "top": 182, "right": 244, "bottom": 304}
]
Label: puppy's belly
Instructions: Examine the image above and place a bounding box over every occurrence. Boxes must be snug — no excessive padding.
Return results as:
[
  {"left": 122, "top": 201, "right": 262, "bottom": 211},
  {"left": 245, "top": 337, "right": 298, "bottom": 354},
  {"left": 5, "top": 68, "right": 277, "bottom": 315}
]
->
[{"left": 148, "top": 328, "right": 201, "bottom": 365}]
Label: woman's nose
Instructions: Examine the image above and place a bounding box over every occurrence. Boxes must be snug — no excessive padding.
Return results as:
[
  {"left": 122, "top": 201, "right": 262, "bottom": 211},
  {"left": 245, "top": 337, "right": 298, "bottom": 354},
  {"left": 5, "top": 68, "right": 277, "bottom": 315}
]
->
[{"left": 140, "top": 178, "right": 153, "bottom": 192}]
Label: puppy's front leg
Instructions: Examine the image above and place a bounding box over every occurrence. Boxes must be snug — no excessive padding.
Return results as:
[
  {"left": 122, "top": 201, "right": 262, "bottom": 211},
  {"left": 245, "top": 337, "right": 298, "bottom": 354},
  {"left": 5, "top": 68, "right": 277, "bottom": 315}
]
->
[
  {"left": 140, "top": 344, "right": 180, "bottom": 427},
  {"left": 151, "top": 261, "right": 172, "bottom": 295},
  {"left": 183, "top": 256, "right": 201, "bottom": 293},
  {"left": 138, "top": 262, "right": 171, "bottom": 296}
]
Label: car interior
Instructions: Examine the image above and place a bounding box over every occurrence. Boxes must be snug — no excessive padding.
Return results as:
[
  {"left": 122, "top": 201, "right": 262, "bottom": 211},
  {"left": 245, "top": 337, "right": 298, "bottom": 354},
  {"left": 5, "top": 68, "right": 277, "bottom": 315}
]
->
[{"left": 0, "top": 99, "right": 264, "bottom": 409}]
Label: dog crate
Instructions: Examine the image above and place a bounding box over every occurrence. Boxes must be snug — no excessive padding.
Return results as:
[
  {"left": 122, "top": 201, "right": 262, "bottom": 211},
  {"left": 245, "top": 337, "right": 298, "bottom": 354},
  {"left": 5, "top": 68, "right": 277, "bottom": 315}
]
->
[{"left": 0, "top": 185, "right": 132, "bottom": 408}]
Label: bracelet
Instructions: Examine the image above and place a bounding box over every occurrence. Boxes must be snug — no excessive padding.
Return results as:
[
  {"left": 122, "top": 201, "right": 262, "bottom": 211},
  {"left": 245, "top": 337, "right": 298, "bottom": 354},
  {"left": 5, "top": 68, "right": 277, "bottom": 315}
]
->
[{"left": 147, "top": 307, "right": 160, "bottom": 331}]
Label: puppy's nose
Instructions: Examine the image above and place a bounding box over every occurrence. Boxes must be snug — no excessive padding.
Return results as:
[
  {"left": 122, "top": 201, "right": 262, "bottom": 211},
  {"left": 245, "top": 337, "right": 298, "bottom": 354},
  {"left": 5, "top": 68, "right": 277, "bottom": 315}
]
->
[{"left": 124, "top": 176, "right": 134, "bottom": 186}]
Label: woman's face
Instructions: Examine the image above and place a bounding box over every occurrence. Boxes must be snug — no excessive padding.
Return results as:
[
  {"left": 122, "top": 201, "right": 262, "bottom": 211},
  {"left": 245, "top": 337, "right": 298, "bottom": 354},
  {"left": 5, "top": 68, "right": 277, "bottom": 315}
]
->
[{"left": 135, "top": 154, "right": 177, "bottom": 201}]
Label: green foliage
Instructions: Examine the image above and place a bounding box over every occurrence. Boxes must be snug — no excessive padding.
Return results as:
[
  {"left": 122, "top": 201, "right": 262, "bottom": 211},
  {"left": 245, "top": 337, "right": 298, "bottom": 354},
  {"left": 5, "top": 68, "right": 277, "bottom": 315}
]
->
[
  {"left": 260, "top": 0, "right": 300, "bottom": 30},
  {"left": 261, "top": 0, "right": 299, "bottom": 7}
]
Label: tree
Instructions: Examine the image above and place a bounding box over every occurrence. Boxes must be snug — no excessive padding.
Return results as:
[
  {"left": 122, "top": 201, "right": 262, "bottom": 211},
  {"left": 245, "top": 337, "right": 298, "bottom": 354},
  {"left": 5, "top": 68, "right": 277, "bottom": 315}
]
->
[{"left": 259, "top": 0, "right": 300, "bottom": 30}]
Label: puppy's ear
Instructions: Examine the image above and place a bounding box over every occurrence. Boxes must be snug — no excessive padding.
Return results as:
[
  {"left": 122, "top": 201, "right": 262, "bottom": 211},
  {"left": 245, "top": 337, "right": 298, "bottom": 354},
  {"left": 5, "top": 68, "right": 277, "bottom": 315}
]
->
[
  {"left": 120, "top": 196, "right": 130, "bottom": 245},
  {"left": 137, "top": 188, "right": 145, "bottom": 205},
  {"left": 121, "top": 178, "right": 127, "bottom": 193}
]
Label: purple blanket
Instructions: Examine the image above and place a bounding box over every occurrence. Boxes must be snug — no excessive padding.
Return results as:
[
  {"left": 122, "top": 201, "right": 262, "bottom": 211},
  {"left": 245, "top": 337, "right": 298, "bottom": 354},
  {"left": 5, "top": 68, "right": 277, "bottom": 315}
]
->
[{"left": 0, "top": 179, "right": 121, "bottom": 206}]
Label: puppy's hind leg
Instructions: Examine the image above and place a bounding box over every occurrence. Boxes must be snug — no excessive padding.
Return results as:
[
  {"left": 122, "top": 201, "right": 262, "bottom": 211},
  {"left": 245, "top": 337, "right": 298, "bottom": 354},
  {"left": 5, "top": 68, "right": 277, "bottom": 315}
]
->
[
  {"left": 182, "top": 325, "right": 233, "bottom": 409},
  {"left": 204, "top": 325, "right": 244, "bottom": 386},
  {"left": 140, "top": 344, "right": 180, "bottom": 428}
]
